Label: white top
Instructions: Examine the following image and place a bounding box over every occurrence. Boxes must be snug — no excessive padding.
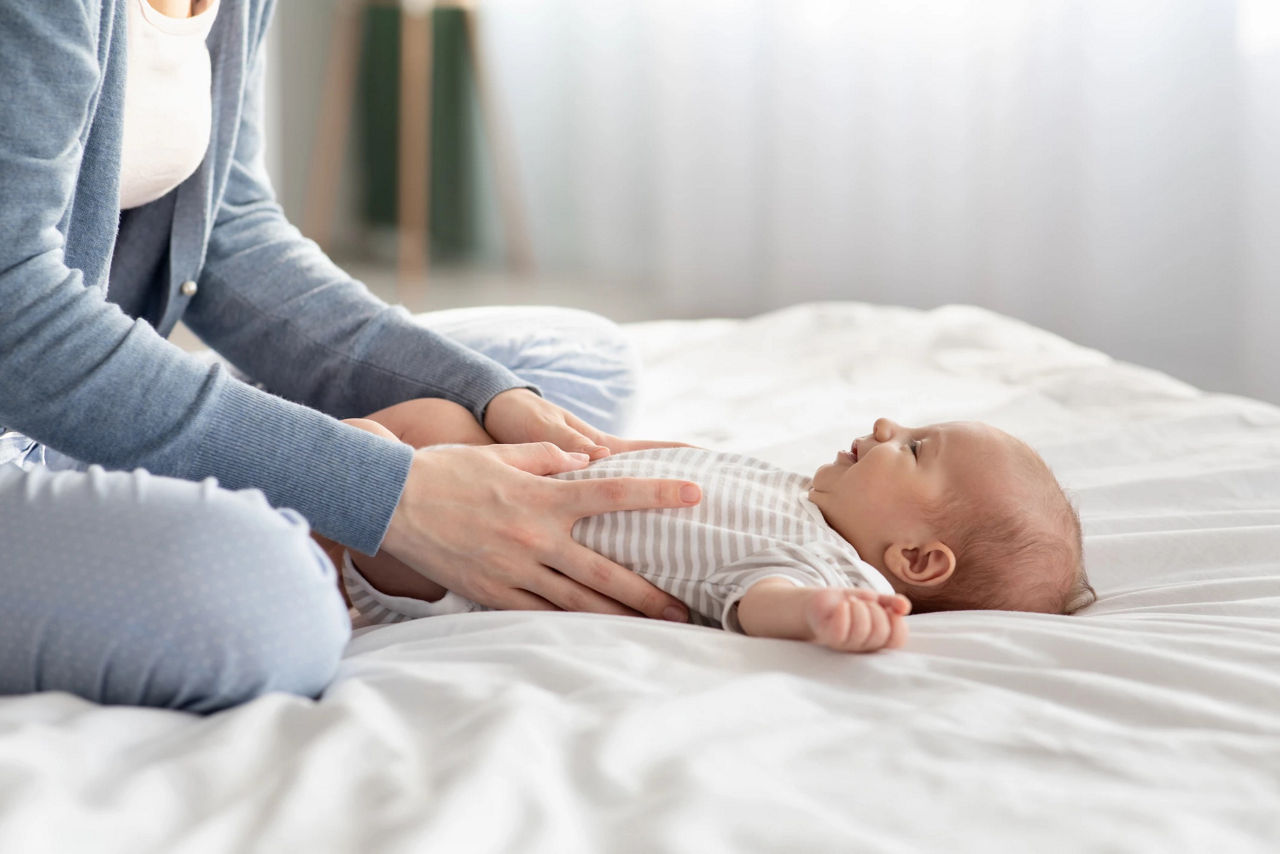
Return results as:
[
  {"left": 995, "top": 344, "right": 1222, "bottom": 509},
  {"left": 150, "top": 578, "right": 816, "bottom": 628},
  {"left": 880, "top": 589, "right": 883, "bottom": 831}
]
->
[
  {"left": 343, "top": 448, "right": 893, "bottom": 630},
  {"left": 118, "top": 0, "right": 220, "bottom": 210}
]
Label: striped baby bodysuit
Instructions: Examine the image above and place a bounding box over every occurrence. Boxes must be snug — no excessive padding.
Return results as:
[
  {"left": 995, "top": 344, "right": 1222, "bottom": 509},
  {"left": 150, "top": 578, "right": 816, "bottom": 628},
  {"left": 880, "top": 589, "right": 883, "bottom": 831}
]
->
[{"left": 343, "top": 448, "right": 894, "bottom": 630}]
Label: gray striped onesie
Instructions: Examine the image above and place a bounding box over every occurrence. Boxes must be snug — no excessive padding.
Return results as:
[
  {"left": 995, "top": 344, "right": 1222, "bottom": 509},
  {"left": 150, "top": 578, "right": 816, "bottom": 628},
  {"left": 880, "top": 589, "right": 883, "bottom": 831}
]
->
[{"left": 343, "top": 448, "right": 893, "bottom": 631}]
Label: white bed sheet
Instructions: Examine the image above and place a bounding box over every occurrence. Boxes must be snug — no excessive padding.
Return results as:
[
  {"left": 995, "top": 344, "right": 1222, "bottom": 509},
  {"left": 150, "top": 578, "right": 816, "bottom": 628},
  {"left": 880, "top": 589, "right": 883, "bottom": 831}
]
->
[{"left": 1, "top": 303, "right": 1277, "bottom": 852}]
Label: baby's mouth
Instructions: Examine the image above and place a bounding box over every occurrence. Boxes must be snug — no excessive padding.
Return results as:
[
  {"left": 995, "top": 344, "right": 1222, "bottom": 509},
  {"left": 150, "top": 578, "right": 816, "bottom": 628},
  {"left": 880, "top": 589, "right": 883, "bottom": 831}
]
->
[{"left": 849, "top": 440, "right": 859, "bottom": 463}]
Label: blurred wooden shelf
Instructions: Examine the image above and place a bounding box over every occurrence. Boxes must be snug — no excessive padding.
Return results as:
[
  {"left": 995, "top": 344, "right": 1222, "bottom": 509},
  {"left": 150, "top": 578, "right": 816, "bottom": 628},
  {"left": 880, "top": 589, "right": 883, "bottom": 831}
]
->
[{"left": 303, "top": 0, "right": 533, "bottom": 287}]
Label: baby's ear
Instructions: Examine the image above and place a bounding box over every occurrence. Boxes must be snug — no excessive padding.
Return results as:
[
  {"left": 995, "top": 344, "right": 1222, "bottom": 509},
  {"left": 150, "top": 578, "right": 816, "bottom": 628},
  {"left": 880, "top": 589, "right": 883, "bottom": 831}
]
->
[{"left": 883, "top": 541, "right": 955, "bottom": 588}]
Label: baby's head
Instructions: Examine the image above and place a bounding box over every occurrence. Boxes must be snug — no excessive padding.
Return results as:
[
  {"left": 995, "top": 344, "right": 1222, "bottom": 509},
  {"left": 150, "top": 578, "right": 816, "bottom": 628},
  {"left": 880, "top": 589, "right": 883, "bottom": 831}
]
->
[{"left": 808, "top": 419, "right": 1095, "bottom": 615}]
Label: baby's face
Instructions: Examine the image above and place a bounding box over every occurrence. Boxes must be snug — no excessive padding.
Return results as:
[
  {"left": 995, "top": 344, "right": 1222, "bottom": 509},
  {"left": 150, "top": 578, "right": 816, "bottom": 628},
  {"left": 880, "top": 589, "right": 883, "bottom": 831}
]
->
[{"left": 808, "top": 419, "right": 1018, "bottom": 568}]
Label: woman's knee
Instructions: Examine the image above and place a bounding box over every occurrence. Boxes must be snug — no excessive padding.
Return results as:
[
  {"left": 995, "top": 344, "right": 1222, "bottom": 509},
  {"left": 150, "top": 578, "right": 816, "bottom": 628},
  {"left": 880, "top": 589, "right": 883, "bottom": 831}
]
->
[
  {"left": 417, "top": 305, "right": 643, "bottom": 433},
  {"left": 0, "top": 471, "right": 351, "bottom": 713},
  {"left": 551, "top": 308, "right": 641, "bottom": 386},
  {"left": 144, "top": 494, "right": 352, "bottom": 712},
  {"left": 521, "top": 310, "right": 642, "bottom": 434}
]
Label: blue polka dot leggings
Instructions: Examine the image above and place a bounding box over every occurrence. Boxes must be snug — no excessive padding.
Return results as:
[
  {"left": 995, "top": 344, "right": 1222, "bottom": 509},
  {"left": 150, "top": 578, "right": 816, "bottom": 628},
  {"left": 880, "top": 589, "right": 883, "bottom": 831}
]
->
[{"left": 0, "top": 307, "right": 640, "bottom": 713}]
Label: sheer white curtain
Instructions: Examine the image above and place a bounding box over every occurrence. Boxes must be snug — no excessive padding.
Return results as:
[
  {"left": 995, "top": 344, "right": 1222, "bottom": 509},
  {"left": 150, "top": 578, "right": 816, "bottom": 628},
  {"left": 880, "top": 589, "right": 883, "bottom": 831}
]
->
[{"left": 479, "top": 0, "right": 1280, "bottom": 403}]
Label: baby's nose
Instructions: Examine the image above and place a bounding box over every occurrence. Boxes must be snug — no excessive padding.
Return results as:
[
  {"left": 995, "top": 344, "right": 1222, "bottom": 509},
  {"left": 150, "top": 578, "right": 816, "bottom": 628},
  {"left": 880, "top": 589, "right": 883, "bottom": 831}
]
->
[{"left": 872, "top": 418, "right": 896, "bottom": 442}]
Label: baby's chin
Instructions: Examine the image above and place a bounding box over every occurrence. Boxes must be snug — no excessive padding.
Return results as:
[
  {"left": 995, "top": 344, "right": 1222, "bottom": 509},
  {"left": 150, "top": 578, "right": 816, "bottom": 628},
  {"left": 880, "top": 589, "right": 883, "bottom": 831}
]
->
[
  {"left": 813, "top": 458, "right": 838, "bottom": 474},
  {"left": 809, "top": 461, "right": 847, "bottom": 489}
]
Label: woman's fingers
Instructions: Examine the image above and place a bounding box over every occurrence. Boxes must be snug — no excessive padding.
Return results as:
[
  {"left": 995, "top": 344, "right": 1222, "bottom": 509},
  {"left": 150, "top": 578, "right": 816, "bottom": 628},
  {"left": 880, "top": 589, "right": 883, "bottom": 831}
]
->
[
  {"left": 528, "top": 410, "right": 611, "bottom": 458},
  {"left": 529, "top": 478, "right": 700, "bottom": 620},
  {"left": 484, "top": 585, "right": 560, "bottom": 612},
  {"left": 563, "top": 412, "right": 695, "bottom": 455},
  {"left": 483, "top": 388, "right": 692, "bottom": 460},
  {"left": 481, "top": 441, "right": 593, "bottom": 476},
  {"left": 538, "top": 542, "right": 685, "bottom": 620},
  {"left": 522, "top": 561, "right": 644, "bottom": 617},
  {"left": 560, "top": 475, "right": 701, "bottom": 516},
  {"left": 381, "top": 444, "right": 694, "bottom": 621},
  {"left": 484, "top": 389, "right": 609, "bottom": 457},
  {"left": 601, "top": 437, "right": 696, "bottom": 453},
  {"left": 478, "top": 442, "right": 702, "bottom": 619}
]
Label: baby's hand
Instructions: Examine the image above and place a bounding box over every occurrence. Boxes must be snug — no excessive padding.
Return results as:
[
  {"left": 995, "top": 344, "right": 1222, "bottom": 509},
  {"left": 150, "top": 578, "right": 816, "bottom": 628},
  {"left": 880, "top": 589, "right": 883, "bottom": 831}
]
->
[{"left": 804, "top": 589, "right": 911, "bottom": 653}]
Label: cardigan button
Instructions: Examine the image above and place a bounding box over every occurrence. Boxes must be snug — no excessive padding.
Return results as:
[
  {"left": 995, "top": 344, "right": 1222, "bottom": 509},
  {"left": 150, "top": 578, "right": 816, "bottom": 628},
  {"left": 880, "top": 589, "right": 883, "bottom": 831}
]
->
[{"left": 180, "top": 280, "right": 198, "bottom": 297}]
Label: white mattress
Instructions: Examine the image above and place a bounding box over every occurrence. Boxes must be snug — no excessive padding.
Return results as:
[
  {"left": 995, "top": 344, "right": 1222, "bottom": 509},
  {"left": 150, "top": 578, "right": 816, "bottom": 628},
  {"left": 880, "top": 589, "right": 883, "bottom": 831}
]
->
[{"left": 2, "top": 303, "right": 1278, "bottom": 852}]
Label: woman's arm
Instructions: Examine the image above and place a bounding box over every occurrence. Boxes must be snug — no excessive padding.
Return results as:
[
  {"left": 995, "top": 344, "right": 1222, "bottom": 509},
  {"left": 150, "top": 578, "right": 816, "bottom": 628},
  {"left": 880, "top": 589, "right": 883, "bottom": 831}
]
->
[
  {"left": 344, "top": 399, "right": 697, "bottom": 620},
  {"left": 184, "top": 7, "right": 532, "bottom": 424},
  {"left": 0, "top": 1, "right": 425, "bottom": 554},
  {"left": 0, "top": 4, "right": 698, "bottom": 620}
]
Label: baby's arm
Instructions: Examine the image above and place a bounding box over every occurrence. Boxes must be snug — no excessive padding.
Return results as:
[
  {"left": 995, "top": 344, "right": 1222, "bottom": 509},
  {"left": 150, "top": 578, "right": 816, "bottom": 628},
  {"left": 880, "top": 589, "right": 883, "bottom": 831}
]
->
[{"left": 736, "top": 578, "right": 911, "bottom": 652}]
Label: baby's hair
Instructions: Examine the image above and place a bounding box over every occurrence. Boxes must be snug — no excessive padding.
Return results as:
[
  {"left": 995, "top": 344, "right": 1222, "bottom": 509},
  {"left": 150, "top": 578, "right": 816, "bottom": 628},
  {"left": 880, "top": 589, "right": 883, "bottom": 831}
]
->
[{"left": 913, "top": 438, "right": 1095, "bottom": 615}]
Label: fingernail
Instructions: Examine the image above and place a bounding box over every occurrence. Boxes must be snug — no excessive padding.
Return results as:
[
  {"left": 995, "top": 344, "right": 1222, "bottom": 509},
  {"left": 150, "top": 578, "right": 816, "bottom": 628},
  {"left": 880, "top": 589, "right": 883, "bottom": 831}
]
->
[
  {"left": 589, "top": 445, "right": 610, "bottom": 458},
  {"left": 568, "top": 452, "right": 590, "bottom": 463},
  {"left": 663, "top": 605, "right": 688, "bottom": 622},
  {"left": 680, "top": 483, "right": 701, "bottom": 504}
]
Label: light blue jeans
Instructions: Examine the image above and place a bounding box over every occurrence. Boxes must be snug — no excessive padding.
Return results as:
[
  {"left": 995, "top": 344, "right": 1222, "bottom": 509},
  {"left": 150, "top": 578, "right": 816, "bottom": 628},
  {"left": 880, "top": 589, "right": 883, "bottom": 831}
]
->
[{"left": 0, "top": 307, "right": 639, "bottom": 713}]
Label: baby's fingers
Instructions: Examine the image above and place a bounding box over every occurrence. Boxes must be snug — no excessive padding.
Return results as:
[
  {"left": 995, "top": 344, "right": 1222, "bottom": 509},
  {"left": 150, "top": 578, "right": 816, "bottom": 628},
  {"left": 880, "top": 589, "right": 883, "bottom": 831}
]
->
[
  {"left": 851, "top": 589, "right": 912, "bottom": 616},
  {"left": 885, "top": 611, "right": 911, "bottom": 648},
  {"left": 856, "top": 596, "right": 893, "bottom": 651},
  {"left": 884, "top": 594, "right": 911, "bottom": 615}
]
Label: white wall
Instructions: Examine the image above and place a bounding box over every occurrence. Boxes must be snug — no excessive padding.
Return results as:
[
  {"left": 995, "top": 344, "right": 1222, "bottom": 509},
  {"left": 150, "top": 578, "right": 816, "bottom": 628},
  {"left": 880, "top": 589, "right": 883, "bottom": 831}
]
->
[
  {"left": 265, "top": 0, "right": 1280, "bottom": 404},
  {"left": 474, "top": 0, "right": 1280, "bottom": 403}
]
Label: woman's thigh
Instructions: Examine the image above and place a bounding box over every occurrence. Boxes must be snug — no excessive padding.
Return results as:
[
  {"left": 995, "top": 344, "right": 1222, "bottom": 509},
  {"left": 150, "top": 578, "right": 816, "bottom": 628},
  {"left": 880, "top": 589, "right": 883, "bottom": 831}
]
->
[
  {"left": 0, "top": 464, "right": 351, "bottom": 713},
  {"left": 416, "top": 305, "right": 641, "bottom": 434}
]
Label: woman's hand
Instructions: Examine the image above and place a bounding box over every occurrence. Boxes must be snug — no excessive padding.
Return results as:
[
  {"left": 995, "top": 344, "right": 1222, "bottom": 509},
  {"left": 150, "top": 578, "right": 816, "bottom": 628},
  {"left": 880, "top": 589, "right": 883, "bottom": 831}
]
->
[
  {"left": 484, "top": 388, "right": 688, "bottom": 459},
  {"left": 380, "top": 440, "right": 701, "bottom": 620}
]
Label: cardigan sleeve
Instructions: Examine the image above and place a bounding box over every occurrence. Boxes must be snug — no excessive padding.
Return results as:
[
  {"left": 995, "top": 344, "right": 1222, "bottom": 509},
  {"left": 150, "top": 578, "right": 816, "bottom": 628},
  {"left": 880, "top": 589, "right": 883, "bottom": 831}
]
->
[
  {"left": 184, "top": 2, "right": 535, "bottom": 424},
  {"left": 0, "top": 0, "right": 414, "bottom": 553}
]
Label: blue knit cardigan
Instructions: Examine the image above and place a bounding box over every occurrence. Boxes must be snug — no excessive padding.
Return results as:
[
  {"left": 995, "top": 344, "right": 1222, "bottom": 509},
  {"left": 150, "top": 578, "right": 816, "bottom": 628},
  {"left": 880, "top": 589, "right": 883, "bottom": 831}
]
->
[{"left": 0, "top": 0, "right": 527, "bottom": 552}]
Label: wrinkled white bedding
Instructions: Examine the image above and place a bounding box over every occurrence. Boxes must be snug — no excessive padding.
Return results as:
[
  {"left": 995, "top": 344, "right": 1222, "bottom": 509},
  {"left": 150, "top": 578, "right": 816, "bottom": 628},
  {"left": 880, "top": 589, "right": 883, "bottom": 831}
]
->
[{"left": 1, "top": 303, "right": 1277, "bottom": 852}]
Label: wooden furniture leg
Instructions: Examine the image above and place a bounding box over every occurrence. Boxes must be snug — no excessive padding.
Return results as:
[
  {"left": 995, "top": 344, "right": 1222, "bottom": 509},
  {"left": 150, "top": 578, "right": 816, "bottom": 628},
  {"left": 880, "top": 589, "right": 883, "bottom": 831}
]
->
[
  {"left": 397, "top": 5, "right": 433, "bottom": 288},
  {"left": 304, "top": 0, "right": 365, "bottom": 251},
  {"left": 306, "top": 1, "right": 533, "bottom": 290}
]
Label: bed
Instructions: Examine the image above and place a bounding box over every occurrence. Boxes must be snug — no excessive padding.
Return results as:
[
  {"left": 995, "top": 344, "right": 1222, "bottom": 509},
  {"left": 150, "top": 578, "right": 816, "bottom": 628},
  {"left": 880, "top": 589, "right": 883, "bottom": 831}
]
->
[{"left": 1, "top": 302, "right": 1277, "bottom": 852}]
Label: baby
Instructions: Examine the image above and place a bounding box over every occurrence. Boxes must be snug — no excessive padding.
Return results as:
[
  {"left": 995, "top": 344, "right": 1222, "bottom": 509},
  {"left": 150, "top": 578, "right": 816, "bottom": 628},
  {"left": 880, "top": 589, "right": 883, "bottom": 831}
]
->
[{"left": 338, "top": 399, "right": 1095, "bottom": 653}]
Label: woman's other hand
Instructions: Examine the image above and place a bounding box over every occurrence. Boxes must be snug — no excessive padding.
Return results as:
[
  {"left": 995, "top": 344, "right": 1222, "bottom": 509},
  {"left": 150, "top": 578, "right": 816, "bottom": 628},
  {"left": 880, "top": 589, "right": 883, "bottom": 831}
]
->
[{"left": 484, "top": 388, "right": 689, "bottom": 460}]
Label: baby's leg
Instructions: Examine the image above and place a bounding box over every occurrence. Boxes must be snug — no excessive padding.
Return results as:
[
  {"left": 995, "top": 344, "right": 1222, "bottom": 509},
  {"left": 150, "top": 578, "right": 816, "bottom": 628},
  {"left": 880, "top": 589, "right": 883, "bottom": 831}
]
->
[
  {"left": 335, "top": 399, "right": 495, "bottom": 607},
  {"left": 736, "top": 578, "right": 911, "bottom": 652},
  {"left": 362, "top": 397, "right": 495, "bottom": 447}
]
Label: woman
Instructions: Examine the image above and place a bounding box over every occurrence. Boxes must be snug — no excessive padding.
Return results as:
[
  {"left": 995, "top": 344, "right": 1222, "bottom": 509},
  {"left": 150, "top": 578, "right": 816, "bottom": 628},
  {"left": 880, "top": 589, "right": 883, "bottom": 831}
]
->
[{"left": 0, "top": 0, "right": 698, "bottom": 713}]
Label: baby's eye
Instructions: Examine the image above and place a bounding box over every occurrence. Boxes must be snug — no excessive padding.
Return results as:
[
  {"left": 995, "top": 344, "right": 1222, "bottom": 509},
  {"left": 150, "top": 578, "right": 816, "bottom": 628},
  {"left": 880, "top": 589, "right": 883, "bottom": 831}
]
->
[{"left": 909, "top": 439, "right": 920, "bottom": 459}]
